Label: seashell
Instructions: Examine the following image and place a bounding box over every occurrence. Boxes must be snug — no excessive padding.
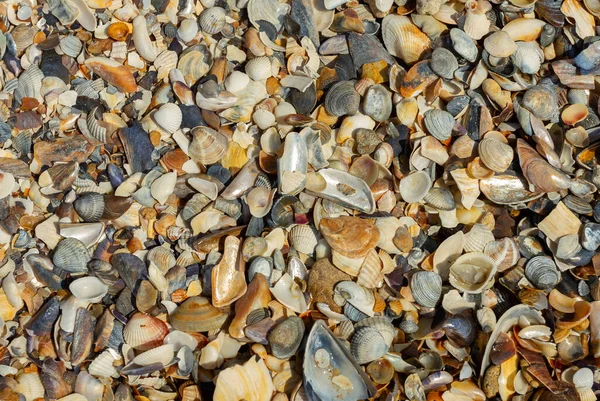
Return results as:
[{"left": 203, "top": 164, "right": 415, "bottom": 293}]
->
[
  {"left": 271, "top": 272, "right": 308, "bottom": 313},
  {"left": 85, "top": 57, "right": 137, "bottom": 93},
  {"left": 382, "top": 15, "right": 430, "bottom": 65},
  {"left": 71, "top": 307, "right": 94, "bottom": 366},
  {"left": 16, "top": 64, "right": 44, "bottom": 103},
  {"left": 69, "top": 276, "right": 108, "bottom": 303},
  {"left": 189, "top": 126, "right": 229, "bottom": 166},
  {"left": 443, "top": 311, "right": 477, "bottom": 348},
  {"left": 267, "top": 316, "right": 305, "bottom": 359},
  {"left": 449, "top": 252, "right": 497, "bottom": 294},
  {"left": 153, "top": 103, "right": 182, "bottom": 133},
  {"left": 123, "top": 312, "right": 169, "bottom": 350},
  {"left": 245, "top": 187, "right": 275, "bottom": 218},
  {"left": 147, "top": 246, "right": 176, "bottom": 272},
  {"left": 306, "top": 169, "right": 376, "bottom": 213},
  {"left": 424, "top": 109, "right": 454, "bottom": 141},
  {"left": 213, "top": 356, "right": 275, "bottom": 401},
  {"left": 463, "top": 0, "right": 491, "bottom": 40},
  {"left": 199, "top": 7, "right": 226, "bottom": 34},
  {"left": 463, "top": 224, "right": 495, "bottom": 253},
  {"left": 150, "top": 172, "right": 176, "bottom": 205},
  {"left": 478, "top": 138, "right": 514, "bottom": 173},
  {"left": 248, "top": 0, "right": 289, "bottom": 31},
  {"left": 48, "top": 0, "right": 79, "bottom": 26},
  {"left": 245, "top": 57, "right": 273, "bottom": 81},
  {"left": 324, "top": 81, "right": 360, "bottom": 117},
  {"left": 136, "top": 280, "right": 158, "bottom": 313},
  {"left": 423, "top": 187, "right": 455, "bottom": 211},
  {"left": 212, "top": 236, "right": 247, "bottom": 307},
  {"left": 450, "top": 28, "right": 478, "bottom": 63},
  {"left": 561, "top": 0, "right": 595, "bottom": 39},
  {"left": 52, "top": 237, "right": 91, "bottom": 273},
  {"left": 450, "top": 168, "right": 480, "bottom": 209},
  {"left": 512, "top": 41, "right": 544, "bottom": 74},
  {"left": 525, "top": 256, "right": 560, "bottom": 291},
  {"left": 88, "top": 349, "right": 119, "bottom": 378},
  {"left": 350, "top": 316, "right": 394, "bottom": 364},
  {"left": 132, "top": 15, "right": 156, "bottom": 62},
  {"left": 60, "top": 35, "right": 83, "bottom": 57},
  {"left": 363, "top": 85, "right": 392, "bottom": 122},
  {"left": 334, "top": 281, "right": 374, "bottom": 317},
  {"left": 169, "top": 296, "right": 228, "bottom": 332},
  {"left": 399, "top": 171, "right": 432, "bottom": 203},
  {"left": 484, "top": 238, "right": 519, "bottom": 272},
  {"left": 289, "top": 224, "right": 319, "bottom": 255},
  {"left": 178, "top": 45, "right": 212, "bottom": 86},
  {"left": 17, "top": 372, "right": 45, "bottom": 401},
  {"left": 411, "top": 271, "right": 442, "bottom": 308},
  {"left": 483, "top": 31, "right": 516, "bottom": 59},
  {"left": 320, "top": 216, "right": 380, "bottom": 259},
  {"left": 132, "top": 343, "right": 175, "bottom": 367},
  {"left": 430, "top": 47, "right": 459, "bottom": 80},
  {"left": 74, "top": 192, "right": 105, "bottom": 222}
]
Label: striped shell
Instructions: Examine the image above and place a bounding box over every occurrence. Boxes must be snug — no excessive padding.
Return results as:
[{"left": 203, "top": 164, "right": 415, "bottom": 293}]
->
[
  {"left": 123, "top": 312, "right": 170, "bottom": 350},
  {"left": 289, "top": 224, "right": 319, "bottom": 255},
  {"left": 86, "top": 107, "right": 107, "bottom": 143},
  {"left": 463, "top": 224, "right": 495, "bottom": 253},
  {"left": 478, "top": 138, "right": 514, "bottom": 173},
  {"left": 188, "top": 126, "right": 229, "bottom": 165},
  {"left": 52, "top": 237, "right": 91, "bottom": 273},
  {"left": 199, "top": 7, "right": 226, "bottom": 34},
  {"left": 350, "top": 317, "right": 394, "bottom": 364},
  {"left": 382, "top": 14, "right": 431, "bottom": 65},
  {"left": 411, "top": 270, "right": 442, "bottom": 308},
  {"left": 153, "top": 103, "right": 182, "bottom": 133}
]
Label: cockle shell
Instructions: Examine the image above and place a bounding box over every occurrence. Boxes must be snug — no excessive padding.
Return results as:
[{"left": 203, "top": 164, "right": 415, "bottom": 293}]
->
[
  {"left": 484, "top": 238, "right": 519, "bottom": 272},
  {"left": 350, "top": 317, "right": 394, "bottom": 364},
  {"left": 153, "top": 103, "right": 182, "bottom": 133},
  {"left": 123, "top": 312, "right": 169, "bottom": 350},
  {"left": 478, "top": 138, "right": 514, "bottom": 173},
  {"left": 188, "top": 126, "right": 229, "bottom": 165},
  {"left": 463, "top": 224, "right": 495, "bottom": 253},
  {"left": 199, "top": 7, "right": 226, "bottom": 34},
  {"left": 169, "top": 296, "right": 228, "bottom": 332},
  {"left": 52, "top": 237, "right": 91, "bottom": 273},
  {"left": 382, "top": 14, "right": 430, "bottom": 65},
  {"left": 411, "top": 271, "right": 442, "bottom": 308}
]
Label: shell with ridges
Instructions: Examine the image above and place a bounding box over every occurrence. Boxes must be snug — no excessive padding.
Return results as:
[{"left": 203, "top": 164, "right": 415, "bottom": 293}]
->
[
  {"left": 411, "top": 270, "right": 442, "bottom": 308},
  {"left": 382, "top": 14, "right": 431, "bottom": 65}
]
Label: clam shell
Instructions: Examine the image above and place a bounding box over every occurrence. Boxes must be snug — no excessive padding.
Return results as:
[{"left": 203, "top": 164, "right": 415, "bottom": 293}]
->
[
  {"left": 382, "top": 14, "right": 430, "bottom": 65},
  {"left": 213, "top": 356, "right": 275, "bottom": 401},
  {"left": 189, "top": 126, "right": 229, "bottom": 165},
  {"left": 153, "top": 103, "right": 182, "bottom": 133},
  {"left": 484, "top": 238, "right": 519, "bottom": 272},
  {"left": 16, "top": 64, "right": 44, "bottom": 103},
  {"left": 450, "top": 28, "right": 478, "bottom": 63},
  {"left": 430, "top": 47, "right": 459, "bottom": 80},
  {"left": 306, "top": 168, "right": 376, "bottom": 213},
  {"left": 449, "top": 252, "right": 497, "bottom": 294},
  {"left": 132, "top": 343, "right": 175, "bottom": 366},
  {"left": 199, "top": 7, "right": 226, "bottom": 34},
  {"left": 423, "top": 187, "right": 455, "bottom": 211},
  {"left": 178, "top": 45, "right": 212, "bottom": 86},
  {"left": 267, "top": 316, "right": 305, "bottom": 359},
  {"left": 363, "top": 84, "right": 392, "bottom": 122},
  {"left": 525, "top": 256, "right": 561, "bottom": 291},
  {"left": 399, "top": 171, "right": 432, "bottom": 203},
  {"left": 424, "top": 109, "right": 454, "bottom": 141},
  {"left": 483, "top": 31, "right": 516, "bottom": 58},
  {"left": 169, "top": 296, "right": 228, "bottom": 332},
  {"left": 60, "top": 35, "right": 83, "bottom": 57},
  {"left": 123, "top": 312, "right": 169, "bottom": 350},
  {"left": 411, "top": 270, "right": 442, "bottom": 308},
  {"left": 478, "top": 138, "right": 514, "bottom": 173},
  {"left": 147, "top": 246, "right": 176, "bottom": 272},
  {"left": 324, "top": 81, "right": 360, "bottom": 117},
  {"left": 52, "top": 237, "right": 91, "bottom": 273}
]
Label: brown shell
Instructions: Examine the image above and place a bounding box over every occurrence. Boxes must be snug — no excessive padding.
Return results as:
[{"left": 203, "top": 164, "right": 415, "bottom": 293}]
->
[{"left": 320, "top": 216, "right": 380, "bottom": 258}]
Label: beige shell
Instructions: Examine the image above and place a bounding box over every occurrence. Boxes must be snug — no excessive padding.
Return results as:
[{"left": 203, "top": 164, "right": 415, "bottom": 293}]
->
[
  {"left": 245, "top": 56, "right": 273, "bottom": 81},
  {"left": 463, "top": 224, "right": 495, "bottom": 253},
  {"left": 449, "top": 252, "right": 497, "bottom": 294},
  {"left": 153, "top": 103, "right": 182, "bottom": 133},
  {"left": 483, "top": 31, "right": 516, "bottom": 58},
  {"left": 512, "top": 41, "right": 544, "bottom": 75},
  {"left": 199, "top": 7, "right": 226, "bottom": 34},
  {"left": 188, "top": 126, "right": 229, "bottom": 165},
  {"left": 501, "top": 18, "right": 546, "bottom": 41},
  {"left": 478, "top": 138, "right": 514, "bottom": 173},
  {"left": 289, "top": 224, "right": 319, "bottom": 255},
  {"left": 483, "top": 238, "right": 519, "bottom": 272},
  {"left": 382, "top": 14, "right": 431, "bottom": 65},
  {"left": 463, "top": 0, "right": 491, "bottom": 40},
  {"left": 357, "top": 249, "right": 383, "bottom": 289},
  {"left": 450, "top": 168, "right": 480, "bottom": 209},
  {"left": 154, "top": 50, "right": 178, "bottom": 81},
  {"left": 147, "top": 246, "right": 176, "bottom": 272},
  {"left": 561, "top": 0, "right": 596, "bottom": 39}
]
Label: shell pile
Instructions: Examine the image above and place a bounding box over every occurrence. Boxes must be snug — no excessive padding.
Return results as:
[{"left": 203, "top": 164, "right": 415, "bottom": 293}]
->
[{"left": 2, "top": 0, "right": 600, "bottom": 399}]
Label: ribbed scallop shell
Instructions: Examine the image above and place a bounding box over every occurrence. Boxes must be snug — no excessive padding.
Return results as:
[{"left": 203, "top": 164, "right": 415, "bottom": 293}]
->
[
  {"left": 147, "top": 246, "right": 176, "bottom": 272},
  {"left": 16, "top": 64, "right": 44, "bottom": 103},
  {"left": 357, "top": 249, "right": 383, "bottom": 289},
  {"left": 350, "top": 323, "right": 392, "bottom": 364},
  {"left": 132, "top": 343, "right": 175, "bottom": 366},
  {"left": 324, "top": 81, "right": 360, "bottom": 117},
  {"left": 289, "top": 224, "right": 319, "bottom": 255},
  {"left": 525, "top": 256, "right": 561, "bottom": 291},
  {"left": 52, "top": 237, "right": 91, "bottom": 273},
  {"left": 123, "top": 312, "right": 169, "bottom": 350},
  {"left": 411, "top": 270, "right": 442, "bottom": 308},
  {"left": 245, "top": 56, "right": 273, "bottom": 81},
  {"left": 572, "top": 367, "right": 594, "bottom": 388},
  {"left": 382, "top": 14, "right": 431, "bottom": 65},
  {"left": 248, "top": 0, "right": 289, "bottom": 31},
  {"left": 17, "top": 372, "right": 45, "bottom": 401},
  {"left": 478, "top": 138, "right": 514, "bottom": 173},
  {"left": 354, "top": 316, "right": 395, "bottom": 344},
  {"left": 60, "top": 35, "right": 83, "bottom": 57},
  {"left": 188, "top": 126, "right": 229, "bottom": 165},
  {"left": 199, "top": 7, "right": 226, "bottom": 34},
  {"left": 74, "top": 192, "right": 105, "bottom": 222},
  {"left": 423, "top": 187, "right": 455, "bottom": 211},
  {"left": 154, "top": 50, "right": 178, "bottom": 81},
  {"left": 463, "top": 223, "right": 495, "bottom": 253},
  {"left": 153, "top": 103, "right": 182, "bottom": 133},
  {"left": 512, "top": 41, "right": 544, "bottom": 74},
  {"left": 484, "top": 238, "right": 519, "bottom": 272},
  {"left": 86, "top": 107, "right": 107, "bottom": 143},
  {"left": 88, "top": 349, "right": 119, "bottom": 377}
]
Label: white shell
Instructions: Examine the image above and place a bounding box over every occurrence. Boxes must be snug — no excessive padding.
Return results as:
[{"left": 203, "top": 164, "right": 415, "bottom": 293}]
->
[
  {"left": 225, "top": 71, "right": 250, "bottom": 93},
  {"left": 153, "top": 103, "right": 182, "bottom": 133},
  {"left": 132, "top": 343, "right": 176, "bottom": 366},
  {"left": 399, "top": 171, "right": 432, "bottom": 203},
  {"left": 178, "top": 18, "right": 198, "bottom": 42},
  {"left": 449, "top": 252, "right": 497, "bottom": 294},
  {"left": 132, "top": 15, "right": 157, "bottom": 62},
  {"left": 199, "top": 7, "right": 226, "bottom": 34},
  {"left": 245, "top": 57, "right": 273, "bottom": 81},
  {"left": 573, "top": 367, "right": 594, "bottom": 388},
  {"left": 88, "top": 349, "right": 120, "bottom": 377},
  {"left": 151, "top": 172, "right": 177, "bottom": 204},
  {"left": 463, "top": 224, "right": 495, "bottom": 253},
  {"left": 69, "top": 276, "right": 109, "bottom": 303}
]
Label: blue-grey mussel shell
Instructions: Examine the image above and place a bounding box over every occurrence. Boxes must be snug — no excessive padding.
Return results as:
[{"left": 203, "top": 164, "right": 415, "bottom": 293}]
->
[
  {"left": 74, "top": 192, "right": 105, "bottom": 222},
  {"left": 25, "top": 296, "right": 60, "bottom": 336},
  {"left": 324, "top": 81, "right": 360, "bottom": 117},
  {"left": 52, "top": 237, "right": 91, "bottom": 273},
  {"left": 442, "top": 311, "right": 476, "bottom": 348},
  {"left": 111, "top": 253, "right": 149, "bottom": 293},
  {"left": 267, "top": 316, "right": 305, "bottom": 359},
  {"left": 525, "top": 255, "right": 561, "bottom": 291}
]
